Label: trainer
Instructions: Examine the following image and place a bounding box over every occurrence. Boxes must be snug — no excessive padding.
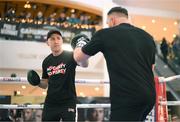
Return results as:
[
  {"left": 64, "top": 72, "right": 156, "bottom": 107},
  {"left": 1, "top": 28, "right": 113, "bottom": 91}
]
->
[
  {"left": 27, "top": 29, "right": 89, "bottom": 121},
  {"left": 73, "top": 6, "right": 156, "bottom": 121}
]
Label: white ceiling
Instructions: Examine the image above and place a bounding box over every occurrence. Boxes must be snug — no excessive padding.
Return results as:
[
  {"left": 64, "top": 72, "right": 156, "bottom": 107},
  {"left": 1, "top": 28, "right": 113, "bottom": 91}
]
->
[{"left": 113, "top": 0, "right": 180, "bottom": 12}]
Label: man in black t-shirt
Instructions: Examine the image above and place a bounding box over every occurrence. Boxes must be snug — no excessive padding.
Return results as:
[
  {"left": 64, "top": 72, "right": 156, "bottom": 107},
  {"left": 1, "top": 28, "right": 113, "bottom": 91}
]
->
[
  {"left": 27, "top": 29, "right": 88, "bottom": 121},
  {"left": 73, "top": 7, "right": 156, "bottom": 121}
]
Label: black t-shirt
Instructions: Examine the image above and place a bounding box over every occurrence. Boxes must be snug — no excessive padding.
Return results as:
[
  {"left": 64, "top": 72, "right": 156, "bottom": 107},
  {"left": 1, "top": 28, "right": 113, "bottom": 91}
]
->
[
  {"left": 82, "top": 23, "right": 156, "bottom": 109},
  {"left": 42, "top": 51, "right": 77, "bottom": 106}
]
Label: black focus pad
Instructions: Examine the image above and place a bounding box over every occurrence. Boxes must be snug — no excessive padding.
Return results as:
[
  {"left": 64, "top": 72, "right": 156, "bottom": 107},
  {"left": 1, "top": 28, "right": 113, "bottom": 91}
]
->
[
  {"left": 27, "top": 70, "right": 40, "bottom": 86},
  {"left": 71, "top": 34, "right": 90, "bottom": 49}
]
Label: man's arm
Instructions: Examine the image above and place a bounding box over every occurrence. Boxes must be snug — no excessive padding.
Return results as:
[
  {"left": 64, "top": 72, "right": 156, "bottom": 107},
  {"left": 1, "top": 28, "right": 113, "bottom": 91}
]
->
[
  {"left": 71, "top": 34, "right": 91, "bottom": 67},
  {"left": 38, "top": 79, "right": 48, "bottom": 89},
  {"left": 152, "top": 64, "right": 155, "bottom": 71},
  {"left": 27, "top": 70, "right": 48, "bottom": 89},
  {"left": 73, "top": 47, "right": 90, "bottom": 67}
]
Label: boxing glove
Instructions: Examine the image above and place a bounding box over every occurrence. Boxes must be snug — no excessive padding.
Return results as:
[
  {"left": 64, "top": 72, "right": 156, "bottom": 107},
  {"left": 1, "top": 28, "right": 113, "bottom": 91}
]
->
[
  {"left": 27, "top": 70, "right": 40, "bottom": 86},
  {"left": 71, "top": 34, "right": 90, "bottom": 49}
]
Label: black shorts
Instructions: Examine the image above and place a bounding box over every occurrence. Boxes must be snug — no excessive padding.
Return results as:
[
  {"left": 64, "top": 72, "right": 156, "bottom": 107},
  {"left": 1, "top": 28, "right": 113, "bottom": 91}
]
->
[{"left": 42, "top": 103, "right": 76, "bottom": 122}]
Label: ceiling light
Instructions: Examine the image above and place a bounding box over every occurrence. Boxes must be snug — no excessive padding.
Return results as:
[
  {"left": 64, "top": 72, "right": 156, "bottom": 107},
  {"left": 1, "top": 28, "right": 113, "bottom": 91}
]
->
[
  {"left": 71, "top": 9, "right": 75, "bottom": 13},
  {"left": 12, "top": 10, "right": 15, "bottom": 14},
  {"left": 152, "top": 19, "right": 156, "bottom": 23},
  {"left": 21, "top": 85, "right": 26, "bottom": 89},
  {"left": 163, "top": 27, "right": 167, "bottom": 31},
  {"left": 42, "top": 91, "right": 46, "bottom": 95},
  {"left": 142, "top": 26, "right": 146, "bottom": 30},
  {"left": 94, "top": 87, "right": 99, "bottom": 91},
  {"left": 24, "top": 1, "right": 31, "bottom": 9},
  {"left": 174, "top": 21, "right": 178, "bottom": 25},
  {"left": 173, "top": 34, "right": 177, "bottom": 38},
  {"left": 79, "top": 92, "right": 86, "bottom": 97}
]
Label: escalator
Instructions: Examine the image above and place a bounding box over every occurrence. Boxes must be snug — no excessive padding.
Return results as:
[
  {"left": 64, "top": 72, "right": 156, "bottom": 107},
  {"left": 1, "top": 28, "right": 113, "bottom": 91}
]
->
[{"left": 154, "top": 55, "right": 180, "bottom": 100}]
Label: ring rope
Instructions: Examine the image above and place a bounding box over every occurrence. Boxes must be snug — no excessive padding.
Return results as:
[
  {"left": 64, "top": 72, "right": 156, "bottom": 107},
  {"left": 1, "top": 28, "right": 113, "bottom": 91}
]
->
[
  {"left": 160, "top": 101, "right": 180, "bottom": 106},
  {"left": 1, "top": 75, "right": 180, "bottom": 84},
  {"left": 0, "top": 101, "right": 179, "bottom": 109},
  {"left": 158, "top": 75, "right": 180, "bottom": 82},
  {"left": 0, "top": 104, "right": 110, "bottom": 109},
  {"left": 0, "top": 77, "right": 109, "bottom": 84}
]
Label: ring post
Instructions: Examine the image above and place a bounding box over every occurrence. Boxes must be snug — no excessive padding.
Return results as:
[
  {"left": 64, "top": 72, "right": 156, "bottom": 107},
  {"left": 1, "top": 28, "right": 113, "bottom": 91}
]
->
[{"left": 155, "top": 76, "right": 168, "bottom": 122}]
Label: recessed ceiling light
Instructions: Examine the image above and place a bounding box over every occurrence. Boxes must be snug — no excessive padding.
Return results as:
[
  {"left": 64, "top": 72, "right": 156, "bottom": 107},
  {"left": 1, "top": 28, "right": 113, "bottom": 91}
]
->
[
  {"left": 79, "top": 92, "right": 86, "bottom": 97},
  {"left": 142, "top": 26, "right": 146, "bottom": 30},
  {"left": 21, "top": 85, "right": 26, "bottom": 89},
  {"left": 163, "top": 27, "right": 167, "bottom": 31},
  {"left": 173, "top": 34, "right": 177, "bottom": 38},
  {"left": 94, "top": 87, "right": 99, "bottom": 91},
  {"left": 42, "top": 91, "right": 46, "bottom": 95},
  {"left": 152, "top": 19, "right": 156, "bottom": 23},
  {"left": 71, "top": 9, "right": 75, "bottom": 13},
  {"left": 174, "top": 21, "right": 178, "bottom": 25}
]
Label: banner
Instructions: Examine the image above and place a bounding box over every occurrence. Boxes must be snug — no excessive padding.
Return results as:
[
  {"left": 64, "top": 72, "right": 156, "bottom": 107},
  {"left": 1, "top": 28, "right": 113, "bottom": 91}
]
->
[{"left": 0, "top": 21, "right": 95, "bottom": 43}]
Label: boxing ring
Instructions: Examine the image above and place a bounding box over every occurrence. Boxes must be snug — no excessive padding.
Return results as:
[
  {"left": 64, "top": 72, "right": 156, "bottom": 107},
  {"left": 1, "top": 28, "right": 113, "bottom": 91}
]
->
[{"left": 0, "top": 75, "right": 180, "bottom": 122}]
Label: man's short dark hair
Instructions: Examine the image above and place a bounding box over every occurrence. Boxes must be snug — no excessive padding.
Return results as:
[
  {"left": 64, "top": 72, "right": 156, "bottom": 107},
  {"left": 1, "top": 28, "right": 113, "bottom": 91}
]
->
[{"left": 107, "top": 6, "right": 128, "bottom": 16}]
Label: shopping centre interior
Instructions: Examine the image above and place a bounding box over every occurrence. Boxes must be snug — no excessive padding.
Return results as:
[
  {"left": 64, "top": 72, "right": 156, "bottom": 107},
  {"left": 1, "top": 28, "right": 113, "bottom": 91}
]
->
[{"left": 0, "top": 0, "right": 180, "bottom": 121}]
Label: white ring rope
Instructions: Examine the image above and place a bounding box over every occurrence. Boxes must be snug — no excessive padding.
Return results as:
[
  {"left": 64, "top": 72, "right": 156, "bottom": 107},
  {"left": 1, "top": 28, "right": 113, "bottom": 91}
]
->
[
  {"left": 0, "top": 77, "right": 109, "bottom": 84},
  {"left": 160, "top": 101, "right": 180, "bottom": 106},
  {"left": 0, "top": 77, "right": 27, "bottom": 83},
  {"left": 0, "top": 76, "right": 179, "bottom": 110},
  {"left": 77, "top": 103, "right": 110, "bottom": 108},
  {"left": 0, "top": 101, "right": 179, "bottom": 109},
  {"left": 0, "top": 104, "right": 110, "bottom": 109},
  {"left": 1, "top": 75, "right": 180, "bottom": 84},
  {"left": 0, "top": 104, "right": 43, "bottom": 109},
  {"left": 158, "top": 75, "right": 180, "bottom": 83}
]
